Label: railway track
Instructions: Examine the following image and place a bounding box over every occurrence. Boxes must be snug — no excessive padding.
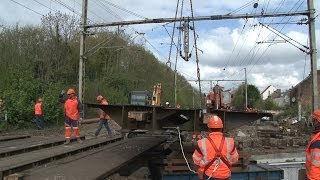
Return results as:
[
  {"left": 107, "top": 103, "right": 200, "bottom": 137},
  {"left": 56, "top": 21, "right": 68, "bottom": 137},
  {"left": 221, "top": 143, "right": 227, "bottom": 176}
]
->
[{"left": 0, "top": 134, "right": 165, "bottom": 180}]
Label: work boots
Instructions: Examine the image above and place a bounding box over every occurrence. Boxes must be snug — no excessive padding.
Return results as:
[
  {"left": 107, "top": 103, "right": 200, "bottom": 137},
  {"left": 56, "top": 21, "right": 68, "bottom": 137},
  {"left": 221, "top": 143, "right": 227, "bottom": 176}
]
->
[{"left": 64, "top": 139, "right": 70, "bottom": 145}]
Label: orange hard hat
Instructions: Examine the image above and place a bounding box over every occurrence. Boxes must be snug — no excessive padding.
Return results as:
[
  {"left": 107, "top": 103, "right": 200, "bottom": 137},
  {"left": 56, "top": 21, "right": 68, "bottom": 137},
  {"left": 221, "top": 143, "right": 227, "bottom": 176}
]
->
[
  {"left": 96, "top": 95, "right": 103, "bottom": 101},
  {"left": 312, "top": 110, "right": 320, "bottom": 122},
  {"left": 208, "top": 115, "right": 223, "bottom": 129},
  {"left": 38, "top": 98, "right": 43, "bottom": 102},
  {"left": 67, "top": 89, "right": 75, "bottom": 95}
]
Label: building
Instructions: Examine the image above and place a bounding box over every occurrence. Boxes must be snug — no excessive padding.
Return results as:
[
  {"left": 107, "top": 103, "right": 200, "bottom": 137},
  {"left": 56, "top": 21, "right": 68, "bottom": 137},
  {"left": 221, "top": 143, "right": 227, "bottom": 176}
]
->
[
  {"left": 261, "top": 85, "right": 277, "bottom": 100},
  {"left": 289, "top": 71, "right": 320, "bottom": 111}
]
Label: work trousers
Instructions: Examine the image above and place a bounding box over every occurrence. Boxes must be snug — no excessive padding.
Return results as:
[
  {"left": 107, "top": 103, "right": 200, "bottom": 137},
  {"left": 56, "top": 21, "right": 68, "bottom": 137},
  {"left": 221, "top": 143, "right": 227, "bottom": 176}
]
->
[
  {"left": 35, "top": 115, "right": 44, "bottom": 129},
  {"left": 95, "top": 119, "right": 112, "bottom": 136}
]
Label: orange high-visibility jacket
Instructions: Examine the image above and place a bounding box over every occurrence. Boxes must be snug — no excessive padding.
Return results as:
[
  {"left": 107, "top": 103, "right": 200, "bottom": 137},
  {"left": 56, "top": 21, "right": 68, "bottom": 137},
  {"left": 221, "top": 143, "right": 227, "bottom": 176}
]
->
[
  {"left": 34, "top": 102, "right": 42, "bottom": 115},
  {"left": 306, "top": 132, "right": 320, "bottom": 180},
  {"left": 64, "top": 97, "right": 80, "bottom": 121},
  {"left": 99, "top": 99, "right": 110, "bottom": 120},
  {"left": 192, "top": 132, "right": 239, "bottom": 179}
]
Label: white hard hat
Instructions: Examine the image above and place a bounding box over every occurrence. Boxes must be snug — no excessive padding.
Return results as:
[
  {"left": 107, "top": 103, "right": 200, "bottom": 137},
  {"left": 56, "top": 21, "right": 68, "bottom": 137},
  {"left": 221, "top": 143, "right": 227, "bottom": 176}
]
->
[{"left": 165, "top": 102, "right": 169, "bottom": 105}]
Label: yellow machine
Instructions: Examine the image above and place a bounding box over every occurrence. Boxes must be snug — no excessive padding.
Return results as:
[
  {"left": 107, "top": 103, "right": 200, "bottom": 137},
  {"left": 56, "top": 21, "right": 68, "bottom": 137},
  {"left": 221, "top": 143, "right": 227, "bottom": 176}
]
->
[{"left": 152, "top": 83, "right": 161, "bottom": 106}]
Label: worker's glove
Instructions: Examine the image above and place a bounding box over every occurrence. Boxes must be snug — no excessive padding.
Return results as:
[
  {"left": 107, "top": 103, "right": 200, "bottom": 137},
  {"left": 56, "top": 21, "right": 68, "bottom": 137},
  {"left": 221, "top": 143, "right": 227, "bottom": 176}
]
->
[{"left": 60, "top": 89, "right": 65, "bottom": 95}]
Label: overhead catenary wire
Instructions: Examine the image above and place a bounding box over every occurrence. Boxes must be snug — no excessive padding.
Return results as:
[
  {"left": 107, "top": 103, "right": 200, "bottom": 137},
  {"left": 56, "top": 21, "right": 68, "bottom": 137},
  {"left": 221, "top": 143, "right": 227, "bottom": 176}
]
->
[
  {"left": 231, "top": 0, "right": 305, "bottom": 77},
  {"left": 166, "top": 0, "right": 181, "bottom": 68},
  {"left": 32, "top": 0, "right": 58, "bottom": 13},
  {"left": 259, "top": 22, "right": 309, "bottom": 53},
  {"left": 101, "top": 0, "right": 146, "bottom": 19},
  {"left": 72, "top": 0, "right": 107, "bottom": 22},
  {"left": 227, "top": 5, "right": 258, "bottom": 69},
  {"left": 9, "top": 0, "right": 44, "bottom": 16},
  {"left": 230, "top": 0, "right": 301, "bottom": 78},
  {"left": 222, "top": 3, "right": 260, "bottom": 83},
  {"left": 226, "top": 0, "right": 257, "bottom": 15},
  {"left": 92, "top": 0, "right": 169, "bottom": 64},
  {"left": 246, "top": 0, "right": 306, "bottom": 73},
  {"left": 52, "top": 0, "right": 82, "bottom": 17}
]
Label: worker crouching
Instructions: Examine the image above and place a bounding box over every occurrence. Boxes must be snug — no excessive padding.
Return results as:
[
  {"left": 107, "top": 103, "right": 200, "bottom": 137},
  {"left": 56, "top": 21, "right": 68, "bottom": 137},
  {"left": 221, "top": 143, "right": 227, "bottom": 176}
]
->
[
  {"left": 192, "top": 115, "right": 239, "bottom": 180},
  {"left": 306, "top": 110, "right": 320, "bottom": 179}
]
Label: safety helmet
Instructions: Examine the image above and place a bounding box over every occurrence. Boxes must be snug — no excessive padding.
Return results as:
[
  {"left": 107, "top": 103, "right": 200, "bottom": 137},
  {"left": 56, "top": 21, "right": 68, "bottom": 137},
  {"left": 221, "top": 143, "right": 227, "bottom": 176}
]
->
[
  {"left": 38, "top": 98, "right": 43, "bottom": 102},
  {"left": 312, "top": 110, "right": 320, "bottom": 122},
  {"left": 207, "top": 115, "right": 223, "bottom": 129},
  {"left": 96, "top": 95, "right": 103, "bottom": 101},
  {"left": 67, "top": 89, "right": 75, "bottom": 95}
]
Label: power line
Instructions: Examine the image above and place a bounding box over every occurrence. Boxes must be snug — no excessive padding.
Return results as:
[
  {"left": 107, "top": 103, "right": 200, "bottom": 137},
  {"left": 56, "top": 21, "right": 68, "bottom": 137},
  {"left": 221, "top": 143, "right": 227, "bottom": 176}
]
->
[
  {"left": 94, "top": 0, "right": 123, "bottom": 20},
  {"left": 101, "top": 0, "right": 146, "bottom": 19},
  {"left": 72, "top": 0, "right": 106, "bottom": 22},
  {"left": 32, "top": 0, "right": 58, "bottom": 13},
  {"left": 9, "top": 0, "right": 44, "bottom": 16},
  {"left": 226, "top": 0, "right": 256, "bottom": 15},
  {"left": 246, "top": 0, "right": 306, "bottom": 72},
  {"left": 52, "top": 0, "right": 82, "bottom": 17}
]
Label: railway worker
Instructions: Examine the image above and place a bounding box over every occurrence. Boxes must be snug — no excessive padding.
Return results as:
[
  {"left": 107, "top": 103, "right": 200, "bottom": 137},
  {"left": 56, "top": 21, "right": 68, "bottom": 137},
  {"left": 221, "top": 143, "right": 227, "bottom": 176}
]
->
[
  {"left": 95, "top": 95, "right": 112, "bottom": 137},
  {"left": 192, "top": 115, "right": 239, "bottom": 180},
  {"left": 59, "top": 88, "right": 83, "bottom": 144},
  {"left": 34, "top": 98, "right": 44, "bottom": 129},
  {"left": 306, "top": 110, "right": 320, "bottom": 179}
]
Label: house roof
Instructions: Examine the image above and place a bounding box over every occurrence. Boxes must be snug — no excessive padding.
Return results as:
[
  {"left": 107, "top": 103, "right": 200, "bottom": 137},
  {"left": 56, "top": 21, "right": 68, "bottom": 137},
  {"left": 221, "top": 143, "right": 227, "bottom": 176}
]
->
[{"left": 261, "top": 85, "right": 273, "bottom": 94}]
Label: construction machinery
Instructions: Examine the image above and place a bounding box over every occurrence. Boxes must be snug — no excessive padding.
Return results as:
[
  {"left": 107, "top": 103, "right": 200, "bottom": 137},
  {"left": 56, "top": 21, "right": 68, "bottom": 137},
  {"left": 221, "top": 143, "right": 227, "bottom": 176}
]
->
[
  {"left": 206, "top": 84, "right": 233, "bottom": 110},
  {"left": 152, "top": 83, "right": 162, "bottom": 106}
]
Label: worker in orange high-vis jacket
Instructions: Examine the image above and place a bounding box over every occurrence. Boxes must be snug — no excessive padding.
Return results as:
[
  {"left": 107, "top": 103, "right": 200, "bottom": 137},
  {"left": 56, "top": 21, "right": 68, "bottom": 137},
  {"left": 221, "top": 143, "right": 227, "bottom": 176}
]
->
[
  {"left": 95, "top": 95, "right": 112, "bottom": 137},
  {"left": 192, "top": 115, "right": 238, "bottom": 180},
  {"left": 59, "top": 89, "right": 83, "bottom": 145},
  {"left": 34, "top": 98, "right": 44, "bottom": 129},
  {"left": 306, "top": 109, "right": 320, "bottom": 179}
]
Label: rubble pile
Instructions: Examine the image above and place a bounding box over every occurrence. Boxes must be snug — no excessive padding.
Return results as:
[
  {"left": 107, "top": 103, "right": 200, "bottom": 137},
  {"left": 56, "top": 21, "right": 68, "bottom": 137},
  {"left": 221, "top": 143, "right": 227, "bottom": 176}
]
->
[{"left": 228, "top": 116, "right": 310, "bottom": 155}]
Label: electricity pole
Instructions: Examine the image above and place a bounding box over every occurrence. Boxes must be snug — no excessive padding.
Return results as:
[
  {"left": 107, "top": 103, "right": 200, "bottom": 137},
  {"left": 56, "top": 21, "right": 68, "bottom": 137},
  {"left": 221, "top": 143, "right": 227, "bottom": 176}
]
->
[
  {"left": 79, "top": 0, "right": 87, "bottom": 103},
  {"left": 308, "top": 0, "right": 318, "bottom": 112},
  {"left": 245, "top": 68, "right": 248, "bottom": 109},
  {"left": 79, "top": 2, "right": 317, "bottom": 111}
]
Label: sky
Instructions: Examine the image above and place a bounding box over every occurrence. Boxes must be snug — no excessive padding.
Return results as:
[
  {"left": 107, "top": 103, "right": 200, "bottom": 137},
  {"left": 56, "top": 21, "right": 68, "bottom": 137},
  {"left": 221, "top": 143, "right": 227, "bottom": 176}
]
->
[{"left": 1, "top": 0, "right": 319, "bottom": 94}]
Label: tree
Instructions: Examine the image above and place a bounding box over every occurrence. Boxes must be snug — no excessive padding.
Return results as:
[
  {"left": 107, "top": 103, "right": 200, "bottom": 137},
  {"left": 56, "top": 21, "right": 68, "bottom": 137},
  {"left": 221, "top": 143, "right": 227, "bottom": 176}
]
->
[
  {"left": 232, "top": 84, "right": 262, "bottom": 110},
  {"left": 263, "top": 98, "right": 280, "bottom": 110}
]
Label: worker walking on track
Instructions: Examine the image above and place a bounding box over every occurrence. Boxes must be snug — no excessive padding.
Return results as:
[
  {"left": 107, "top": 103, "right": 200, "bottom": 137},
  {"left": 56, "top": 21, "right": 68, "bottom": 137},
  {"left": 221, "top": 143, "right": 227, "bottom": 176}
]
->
[
  {"left": 59, "top": 89, "right": 83, "bottom": 145},
  {"left": 95, "top": 95, "right": 112, "bottom": 137},
  {"left": 306, "top": 110, "right": 320, "bottom": 179},
  {"left": 34, "top": 98, "right": 44, "bottom": 129},
  {"left": 192, "top": 115, "right": 238, "bottom": 180}
]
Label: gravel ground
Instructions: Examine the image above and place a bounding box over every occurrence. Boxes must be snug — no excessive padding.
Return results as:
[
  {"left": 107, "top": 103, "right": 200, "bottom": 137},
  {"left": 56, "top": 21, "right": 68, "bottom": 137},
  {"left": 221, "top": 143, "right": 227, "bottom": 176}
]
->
[{"left": 0, "top": 119, "right": 122, "bottom": 139}]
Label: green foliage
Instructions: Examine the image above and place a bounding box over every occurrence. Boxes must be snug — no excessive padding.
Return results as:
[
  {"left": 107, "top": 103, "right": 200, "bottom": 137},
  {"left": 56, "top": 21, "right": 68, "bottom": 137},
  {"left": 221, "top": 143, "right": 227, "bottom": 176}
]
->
[
  {"left": 278, "top": 103, "right": 298, "bottom": 119},
  {"left": 0, "top": 12, "right": 199, "bottom": 130},
  {"left": 264, "top": 98, "right": 280, "bottom": 110},
  {"left": 233, "top": 84, "right": 262, "bottom": 110},
  {"left": 2, "top": 69, "right": 41, "bottom": 128},
  {"left": 42, "top": 83, "right": 65, "bottom": 126}
]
